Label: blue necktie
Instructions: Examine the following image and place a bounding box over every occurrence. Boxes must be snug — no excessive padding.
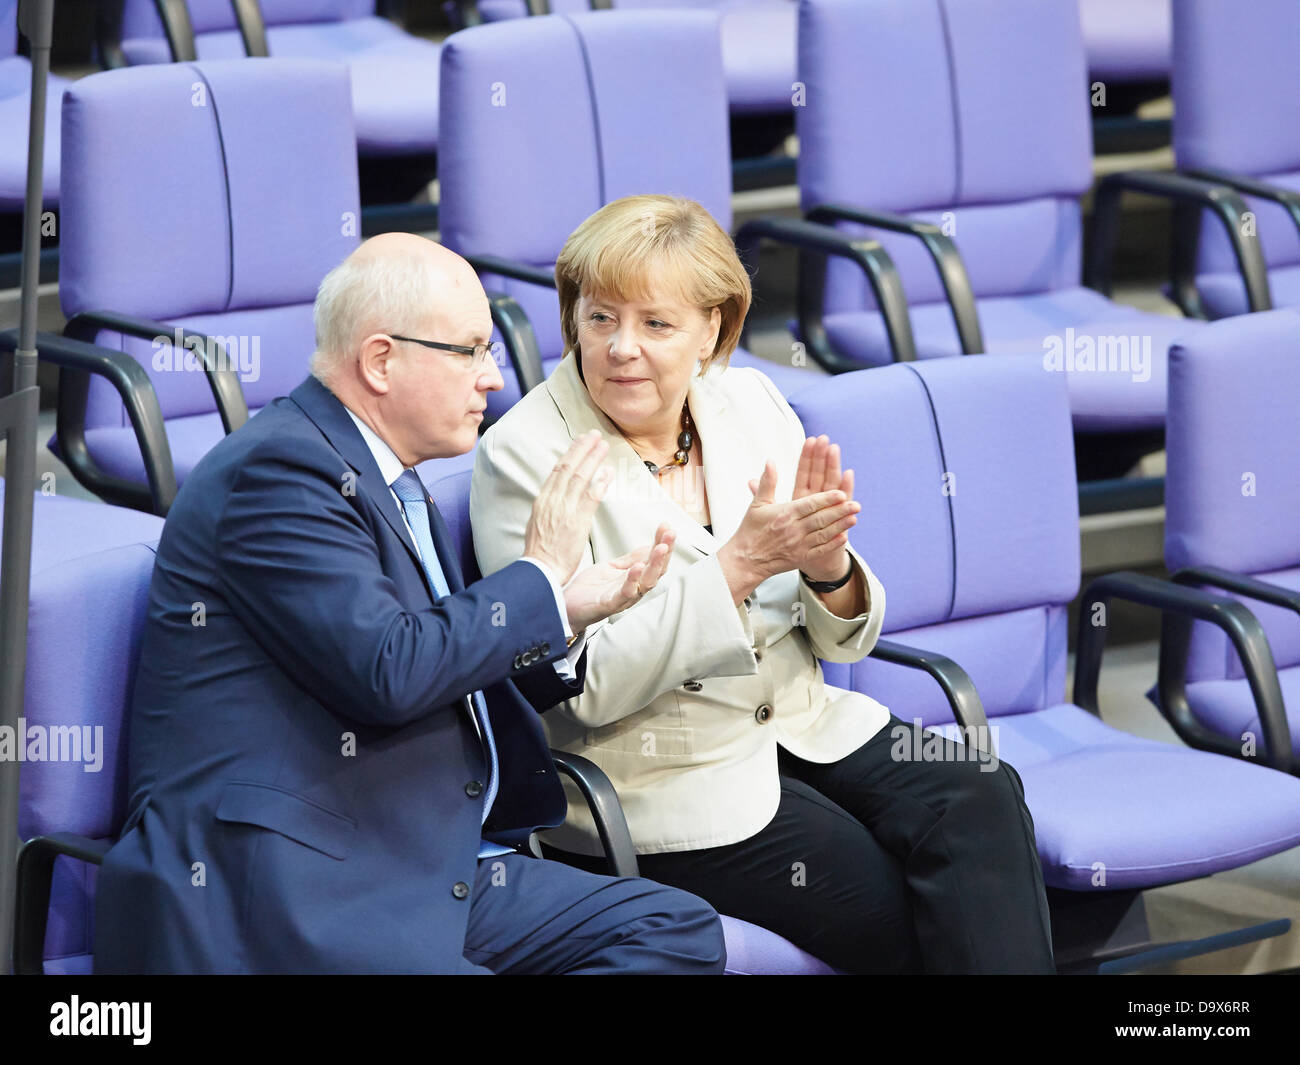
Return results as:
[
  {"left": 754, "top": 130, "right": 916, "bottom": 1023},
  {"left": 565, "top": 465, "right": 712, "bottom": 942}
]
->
[{"left": 390, "top": 470, "right": 500, "bottom": 835}]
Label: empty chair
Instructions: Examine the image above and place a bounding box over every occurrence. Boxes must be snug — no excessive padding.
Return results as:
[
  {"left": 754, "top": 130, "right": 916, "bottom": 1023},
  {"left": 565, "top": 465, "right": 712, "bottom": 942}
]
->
[
  {"left": 439, "top": 11, "right": 914, "bottom": 418},
  {"left": 1164, "top": 308, "right": 1300, "bottom": 771},
  {"left": 794, "top": 0, "right": 1267, "bottom": 453},
  {"left": 15, "top": 541, "right": 159, "bottom": 974},
  {"left": 426, "top": 467, "right": 839, "bottom": 974},
  {"left": 789, "top": 353, "right": 1300, "bottom": 970},
  {"left": 54, "top": 59, "right": 359, "bottom": 504},
  {"left": 111, "top": 0, "right": 439, "bottom": 178},
  {"left": 1172, "top": 0, "right": 1300, "bottom": 319},
  {"left": 0, "top": 0, "right": 67, "bottom": 213}
]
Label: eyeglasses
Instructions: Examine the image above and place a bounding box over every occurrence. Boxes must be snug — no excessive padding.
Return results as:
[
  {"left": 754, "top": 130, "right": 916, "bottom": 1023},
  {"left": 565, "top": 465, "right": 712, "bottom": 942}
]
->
[{"left": 388, "top": 334, "right": 495, "bottom": 369}]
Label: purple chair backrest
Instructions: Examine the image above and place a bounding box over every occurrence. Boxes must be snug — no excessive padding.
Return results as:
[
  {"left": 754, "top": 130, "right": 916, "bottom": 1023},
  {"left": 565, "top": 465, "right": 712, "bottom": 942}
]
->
[
  {"left": 427, "top": 469, "right": 481, "bottom": 582},
  {"left": 1172, "top": 0, "right": 1300, "bottom": 293},
  {"left": 20, "top": 541, "right": 159, "bottom": 970},
  {"left": 797, "top": 0, "right": 1092, "bottom": 321},
  {"left": 1166, "top": 308, "right": 1300, "bottom": 683},
  {"left": 121, "top": 0, "right": 375, "bottom": 38},
  {"left": 1, "top": 0, "right": 15, "bottom": 60},
  {"left": 59, "top": 59, "right": 360, "bottom": 432},
  {"left": 439, "top": 10, "right": 732, "bottom": 361},
  {"left": 790, "top": 356, "right": 1080, "bottom": 727}
]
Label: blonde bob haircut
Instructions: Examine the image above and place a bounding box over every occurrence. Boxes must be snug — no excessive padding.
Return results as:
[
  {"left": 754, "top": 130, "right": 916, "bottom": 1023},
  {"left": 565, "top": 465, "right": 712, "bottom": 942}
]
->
[{"left": 555, "top": 195, "right": 752, "bottom": 373}]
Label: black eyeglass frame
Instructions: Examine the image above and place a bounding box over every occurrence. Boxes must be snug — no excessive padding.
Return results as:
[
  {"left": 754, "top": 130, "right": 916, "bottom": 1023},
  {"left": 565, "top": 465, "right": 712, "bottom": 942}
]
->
[{"left": 388, "top": 333, "right": 495, "bottom": 367}]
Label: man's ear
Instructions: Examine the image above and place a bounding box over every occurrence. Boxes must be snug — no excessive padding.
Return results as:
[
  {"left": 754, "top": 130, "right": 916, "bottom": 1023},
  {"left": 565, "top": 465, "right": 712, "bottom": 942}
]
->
[{"left": 357, "top": 333, "right": 396, "bottom": 395}]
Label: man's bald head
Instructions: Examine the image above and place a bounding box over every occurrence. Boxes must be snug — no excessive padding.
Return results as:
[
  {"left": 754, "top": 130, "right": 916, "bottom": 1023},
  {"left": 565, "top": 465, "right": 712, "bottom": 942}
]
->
[{"left": 309, "top": 233, "right": 483, "bottom": 385}]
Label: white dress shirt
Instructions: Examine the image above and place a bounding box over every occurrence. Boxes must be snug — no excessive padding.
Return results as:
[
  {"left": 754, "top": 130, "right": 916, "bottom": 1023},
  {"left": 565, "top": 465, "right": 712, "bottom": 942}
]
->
[{"left": 344, "top": 408, "right": 586, "bottom": 678}]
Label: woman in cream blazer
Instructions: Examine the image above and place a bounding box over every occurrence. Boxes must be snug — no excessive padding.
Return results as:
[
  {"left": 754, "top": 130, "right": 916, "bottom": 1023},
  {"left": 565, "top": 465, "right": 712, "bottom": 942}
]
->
[{"left": 470, "top": 195, "right": 1054, "bottom": 974}]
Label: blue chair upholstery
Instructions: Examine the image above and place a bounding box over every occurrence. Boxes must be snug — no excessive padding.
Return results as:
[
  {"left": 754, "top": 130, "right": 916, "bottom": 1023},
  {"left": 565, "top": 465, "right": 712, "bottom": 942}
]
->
[{"left": 0, "top": 0, "right": 67, "bottom": 211}]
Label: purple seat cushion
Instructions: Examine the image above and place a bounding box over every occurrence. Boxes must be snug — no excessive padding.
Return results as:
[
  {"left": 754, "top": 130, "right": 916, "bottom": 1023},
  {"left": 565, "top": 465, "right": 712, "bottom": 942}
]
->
[
  {"left": 69, "top": 408, "right": 261, "bottom": 487},
  {"left": 1079, "top": 0, "right": 1171, "bottom": 83},
  {"left": 18, "top": 490, "right": 165, "bottom": 575},
  {"left": 720, "top": 914, "right": 837, "bottom": 974},
  {"left": 995, "top": 703, "right": 1300, "bottom": 890},
  {"left": 1185, "top": 666, "right": 1300, "bottom": 761},
  {"left": 822, "top": 287, "right": 1197, "bottom": 431}
]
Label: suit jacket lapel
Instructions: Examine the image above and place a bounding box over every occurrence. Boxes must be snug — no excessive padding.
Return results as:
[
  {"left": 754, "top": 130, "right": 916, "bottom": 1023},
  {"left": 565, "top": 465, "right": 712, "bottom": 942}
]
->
[{"left": 288, "top": 376, "right": 433, "bottom": 591}]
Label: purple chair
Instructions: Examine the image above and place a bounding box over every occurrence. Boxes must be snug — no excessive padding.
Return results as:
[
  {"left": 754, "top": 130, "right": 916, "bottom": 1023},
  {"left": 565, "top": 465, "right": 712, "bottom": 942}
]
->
[
  {"left": 1079, "top": 0, "right": 1170, "bottom": 87},
  {"left": 1171, "top": 0, "right": 1300, "bottom": 320},
  {"left": 53, "top": 58, "right": 358, "bottom": 509},
  {"left": 15, "top": 541, "right": 159, "bottom": 975},
  {"left": 789, "top": 354, "right": 1300, "bottom": 971},
  {"left": 459, "top": 0, "right": 797, "bottom": 120},
  {"left": 0, "top": 0, "right": 66, "bottom": 212},
  {"left": 427, "top": 467, "right": 839, "bottom": 974},
  {"left": 109, "top": 1, "right": 439, "bottom": 169},
  {"left": 794, "top": 0, "right": 1268, "bottom": 446},
  {"left": 1164, "top": 308, "right": 1300, "bottom": 773},
  {"left": 439, "top": 10, "right": 916, "bottom": 419}
]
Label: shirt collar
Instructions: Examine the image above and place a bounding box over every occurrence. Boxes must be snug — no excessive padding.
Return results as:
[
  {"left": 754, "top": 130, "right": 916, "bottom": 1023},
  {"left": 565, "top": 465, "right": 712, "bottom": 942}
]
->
[{"left": 344, "top": 407, "right": 408, "bottom": 489}]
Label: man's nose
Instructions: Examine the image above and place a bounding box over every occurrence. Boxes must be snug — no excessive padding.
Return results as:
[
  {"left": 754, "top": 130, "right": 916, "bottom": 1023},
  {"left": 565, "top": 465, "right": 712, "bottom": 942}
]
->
[{"left": 481, "top": 346, "right": 506, "bottom": 391}]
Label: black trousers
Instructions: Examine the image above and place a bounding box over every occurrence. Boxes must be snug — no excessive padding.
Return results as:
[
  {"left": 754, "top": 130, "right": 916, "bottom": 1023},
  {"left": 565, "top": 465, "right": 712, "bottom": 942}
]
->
[{"left": 551, "top": 715, "right": 1055, "bottom": 974}]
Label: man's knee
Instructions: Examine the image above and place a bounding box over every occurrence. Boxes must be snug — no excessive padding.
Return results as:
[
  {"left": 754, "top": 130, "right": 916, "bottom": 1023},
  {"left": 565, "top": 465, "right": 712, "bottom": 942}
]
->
[{"left": 626, "top": 882, "right": 727, "bottom": 974}]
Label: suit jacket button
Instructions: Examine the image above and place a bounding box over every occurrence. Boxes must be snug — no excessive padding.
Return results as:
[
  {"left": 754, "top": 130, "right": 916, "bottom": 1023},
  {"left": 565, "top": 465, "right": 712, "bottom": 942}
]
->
[
  {"left": 540, "top": 641, "right": 551, "bottom": 655},
  {"left": 512, "top": 655, "right": 523, "bottom": 670},
  {"left": 755, "top": 703, "right": 773, "bottom": 724},
  {"left": 452, "top": 881, "right": 470, "bottom": 900},
  {"left": 465, "top": 780, "right": 483, "bottom": 798},
  {"left": 683, "top": 680, "right": 703, "bottom": 692}
]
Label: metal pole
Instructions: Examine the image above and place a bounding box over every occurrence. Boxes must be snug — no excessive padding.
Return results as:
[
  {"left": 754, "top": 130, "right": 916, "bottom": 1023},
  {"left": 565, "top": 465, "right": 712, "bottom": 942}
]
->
[{"left": 0, "top": 0, "right": 56, "bottom": 974}]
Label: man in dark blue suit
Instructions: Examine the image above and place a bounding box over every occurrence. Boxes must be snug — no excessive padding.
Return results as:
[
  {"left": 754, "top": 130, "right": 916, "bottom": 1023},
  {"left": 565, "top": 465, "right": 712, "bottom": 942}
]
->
[{"left": 94, "top": 234, "right": 723, "bottom": 974}]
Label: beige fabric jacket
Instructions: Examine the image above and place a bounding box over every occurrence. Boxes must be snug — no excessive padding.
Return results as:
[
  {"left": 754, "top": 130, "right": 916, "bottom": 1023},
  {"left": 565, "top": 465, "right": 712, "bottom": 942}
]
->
[{"left": 471, "top": 355, "right": 890, "bottom": 855}]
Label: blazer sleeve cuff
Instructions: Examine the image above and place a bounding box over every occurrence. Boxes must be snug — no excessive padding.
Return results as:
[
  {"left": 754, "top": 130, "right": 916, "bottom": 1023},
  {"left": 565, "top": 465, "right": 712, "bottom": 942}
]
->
[{"left": 798, "top": 546, "right": 887, "bottom": 663}]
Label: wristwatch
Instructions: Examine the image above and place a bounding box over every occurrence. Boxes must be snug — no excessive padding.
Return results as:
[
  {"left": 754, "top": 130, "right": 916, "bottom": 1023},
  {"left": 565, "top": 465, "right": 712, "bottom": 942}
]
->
[{"left": 800, "top": 557, "right": 854, "bottom": 594}]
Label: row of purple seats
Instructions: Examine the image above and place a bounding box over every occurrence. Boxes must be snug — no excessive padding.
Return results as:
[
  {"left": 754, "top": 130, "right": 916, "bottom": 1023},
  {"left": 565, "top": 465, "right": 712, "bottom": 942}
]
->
[
  {"left": 113, "top": 0, "right": 440, "bottom": 168},
  {"left": 459, "top": 0, "right": 797, "bottom": 120},
  {"left": 792, "top": 0, "right": 1267, "bottom": 449},
  {"left": 1171, "top": 0, "right": 1300, "bottom": 320}
]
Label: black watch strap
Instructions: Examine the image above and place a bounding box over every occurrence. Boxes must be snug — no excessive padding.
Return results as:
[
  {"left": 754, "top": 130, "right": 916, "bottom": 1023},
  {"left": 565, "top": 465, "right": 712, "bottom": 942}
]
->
[{"left": 800, "top": 557, "right": 855, "bottom": 594}]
